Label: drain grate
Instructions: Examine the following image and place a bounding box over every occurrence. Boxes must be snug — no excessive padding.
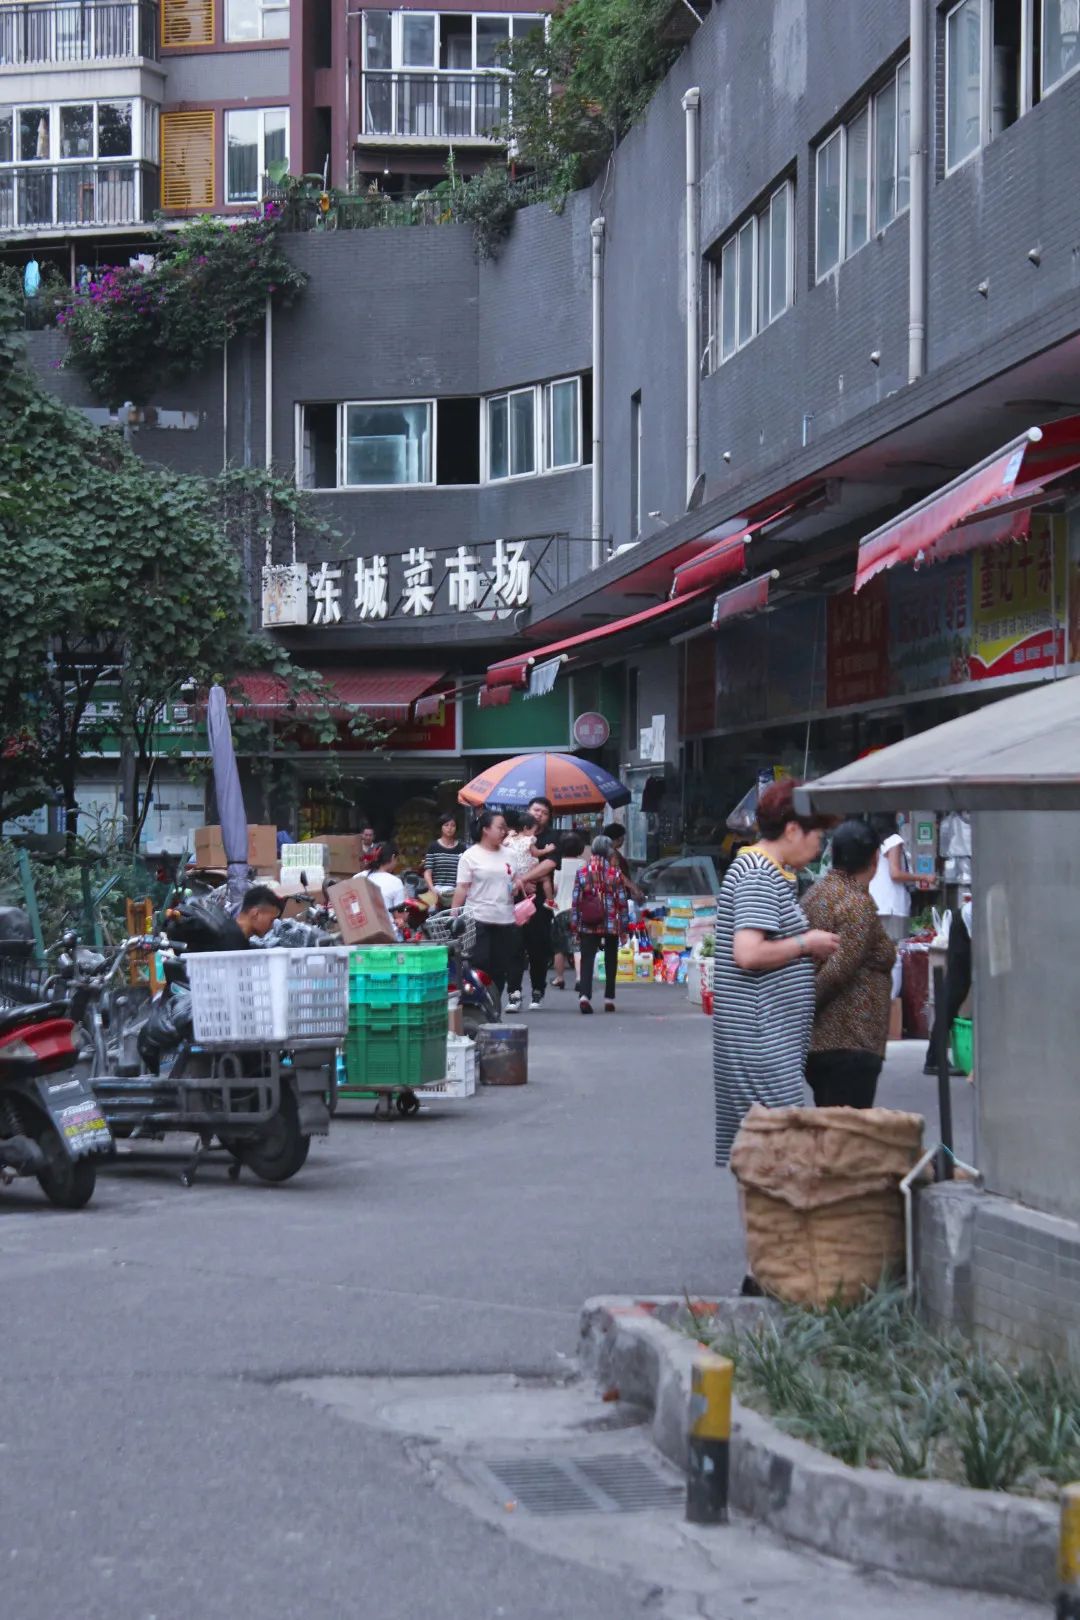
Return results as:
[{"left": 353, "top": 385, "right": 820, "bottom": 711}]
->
[{"left": 468, "top": 1453, "right": 684, "bottom": 1515}]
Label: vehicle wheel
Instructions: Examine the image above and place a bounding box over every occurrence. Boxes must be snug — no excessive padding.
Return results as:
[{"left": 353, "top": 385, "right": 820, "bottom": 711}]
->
[
  {"left": 232, "top": 1090, "right": 311, "bottom": 1184},
  {"left": 35, "top": 1126, "right": 97, "bottom": 1210},
  {"left": 395, "top": 1091, "right": 421, "bottom": 1117},
  {"left": 462, "top": 1006, "right": 488, "bottom": 1041}
]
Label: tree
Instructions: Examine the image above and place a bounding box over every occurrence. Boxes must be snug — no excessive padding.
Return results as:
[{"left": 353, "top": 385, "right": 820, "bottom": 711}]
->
[{"left": 505, "top": 0, "right": 678, "bottom": 190}]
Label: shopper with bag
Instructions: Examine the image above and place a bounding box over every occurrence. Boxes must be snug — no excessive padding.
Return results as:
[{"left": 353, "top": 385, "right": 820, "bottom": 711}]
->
[
  {"left": 572, "top": 835, "right": 630, "bottom": 1014},
  {"left": 451, "top": 811, "right": 516, "bottom": 997}
]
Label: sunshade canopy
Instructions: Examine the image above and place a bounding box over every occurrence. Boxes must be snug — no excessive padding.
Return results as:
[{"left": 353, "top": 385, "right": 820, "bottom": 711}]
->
[
  {"left": 794, "top": 675, "right": 1080, "bottom": 814},
  {"left": 486, "top": 589, "right": 710, "bottom": 689},
  {"left": 227, "top": 668, "right": 446, "bottom": 720}
]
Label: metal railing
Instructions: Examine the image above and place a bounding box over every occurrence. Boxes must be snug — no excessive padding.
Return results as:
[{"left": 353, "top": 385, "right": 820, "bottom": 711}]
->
[
  {"left": 360, "top": 71, "right": 509, "bottom": 141},
  {"left": 0, "top": 0, "right": 158, "bottom": 64},
  {"left": 0, "top": 161, "right": 160, "bottom": 230}
]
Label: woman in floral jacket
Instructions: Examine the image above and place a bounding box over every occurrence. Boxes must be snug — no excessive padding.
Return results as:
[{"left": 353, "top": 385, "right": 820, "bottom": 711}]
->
[{"left": 572, "top": 834, "right": 630, "bottom": 1014}]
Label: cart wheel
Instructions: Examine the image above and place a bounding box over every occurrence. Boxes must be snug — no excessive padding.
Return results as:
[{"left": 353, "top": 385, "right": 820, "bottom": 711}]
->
[{"left": 395, "top": 1092, "right": 421, "bottom": 1117}]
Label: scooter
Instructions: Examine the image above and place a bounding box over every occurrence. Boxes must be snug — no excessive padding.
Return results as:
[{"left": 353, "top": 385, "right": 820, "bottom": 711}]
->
[{"left": 0, "top": 1000, "right": 113, "bottom": 1208}]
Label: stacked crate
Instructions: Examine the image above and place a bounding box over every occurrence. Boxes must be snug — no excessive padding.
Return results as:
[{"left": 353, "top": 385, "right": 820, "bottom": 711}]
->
[{"left": 342, "top": 945, "right": 449, "bottom": 1094}]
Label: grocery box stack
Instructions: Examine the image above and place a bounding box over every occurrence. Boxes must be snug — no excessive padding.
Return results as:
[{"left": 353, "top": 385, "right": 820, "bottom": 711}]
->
[
  {"left": 280, "top": 841, "right": 329, "bottom": 888},
  {"left": 342, "top": 944, "right": 449, "bottom": 1094}
]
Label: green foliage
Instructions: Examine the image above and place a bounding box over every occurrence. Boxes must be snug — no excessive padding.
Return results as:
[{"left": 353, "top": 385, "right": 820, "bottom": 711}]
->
[
  {"left": 56, "top": 214, "right": 307, "bottom": 405},
  {"left": 705, "top": 1288, "right": 1080, "bottom": 1497},
  {"left": 504, "top": 0, "right": 678, "bottom": 189}
]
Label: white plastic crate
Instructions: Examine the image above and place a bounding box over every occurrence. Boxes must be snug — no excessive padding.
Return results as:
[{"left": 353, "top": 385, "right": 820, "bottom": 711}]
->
[
  {"left": 413, "top": 1035, "right": 477, "bottom": 1100},
  {"left": 280, "top": 864, "right": 326, "bottom": 889},
  {"left": 414, "top": 1073, "right": 476, "bottom": 1101},
  {"left": 280, "top": 843, "right": 329, "bottom": 868},
  {"left": 188, "top": 948, "right": 350, "bottom": 1047}
]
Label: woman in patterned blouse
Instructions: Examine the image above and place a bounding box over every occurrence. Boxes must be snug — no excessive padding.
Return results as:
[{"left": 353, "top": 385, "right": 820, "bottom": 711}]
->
[
  {"left": 571, "top": 835, "right": 630, "bottom": 1014},
  {"left": 802, "top": 818, "right": 897, "bottom": 1109}
]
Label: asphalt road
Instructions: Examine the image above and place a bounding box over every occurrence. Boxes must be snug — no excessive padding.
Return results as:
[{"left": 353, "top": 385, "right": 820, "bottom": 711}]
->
[{"left": 2, "top": 984, "right": 1004, "bottom": 1620}]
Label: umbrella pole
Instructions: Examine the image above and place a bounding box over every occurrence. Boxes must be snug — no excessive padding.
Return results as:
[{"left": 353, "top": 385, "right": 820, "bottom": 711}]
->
[{"left": 932, "top": 964, "right": 955, "bottom": 1181}]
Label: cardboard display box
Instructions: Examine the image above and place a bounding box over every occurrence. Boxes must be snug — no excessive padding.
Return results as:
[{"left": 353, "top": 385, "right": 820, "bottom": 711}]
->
[
  {"left": 194, "top": 824, "right": 278, "bottom": 871},
  {"left": 320, "top": 835, "right": 370, "bottom": 877},
  {"left": 327, "top": 874, "right": 397, "bottom": 946}
]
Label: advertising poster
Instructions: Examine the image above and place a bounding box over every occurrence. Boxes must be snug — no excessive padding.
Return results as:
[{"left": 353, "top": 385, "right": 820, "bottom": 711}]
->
[
  {"left": 826, "top": 575, "right": 890, "bottom": 707},
  {"left": 888, "top": 556, "right": 972, "bottom": 693},
  {"left": 969, "top": 517, "right": 1066, "bottom": 680}
]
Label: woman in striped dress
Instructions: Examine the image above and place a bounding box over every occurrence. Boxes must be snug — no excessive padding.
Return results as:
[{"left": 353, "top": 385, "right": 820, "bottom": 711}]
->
[{"left": 713, "top": 780, "right": 839, "bottom": 1166}]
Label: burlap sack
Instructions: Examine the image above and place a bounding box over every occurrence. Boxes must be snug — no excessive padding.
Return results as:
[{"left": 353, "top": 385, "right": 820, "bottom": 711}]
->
[{"left": 730, "top": 1105, "right": 924, "bottom": 1308}]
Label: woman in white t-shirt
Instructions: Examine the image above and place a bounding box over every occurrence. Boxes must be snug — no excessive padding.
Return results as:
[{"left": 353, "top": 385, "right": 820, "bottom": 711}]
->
[
  {"left": 451, "top": 810, "right": 515, "bottom": 994},
  {"left": 361, "top": 843, "right": 408, "bottom": 923},
  {"left": 868, "top": 815, "right": 924, "bottom": 942}
]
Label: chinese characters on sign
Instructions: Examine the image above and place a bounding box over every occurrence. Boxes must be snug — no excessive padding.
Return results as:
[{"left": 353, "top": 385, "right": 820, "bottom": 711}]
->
[
  {"left": 262, "top": 541, "right": 533, "bottom": 630},
  {"left": 969, "top": 518, "right": 1066, "bottom": 679},
  {"left": 826, "top": 577, "right": 890, "bottom": 707}
]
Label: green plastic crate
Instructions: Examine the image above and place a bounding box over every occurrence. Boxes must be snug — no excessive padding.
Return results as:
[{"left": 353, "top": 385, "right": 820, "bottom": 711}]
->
[
  {"left": 951, "top": 1016, "right": 974, "bottom": 1076},
  {"left": 342, "top": 1023, "right": 447, "bottom": 1092},
  {"left": 348, "top": 1001, "right": 448, "bottom": 1037},
  {"left": 348, "top": 945, "right": 448, "bottom": 1007}
]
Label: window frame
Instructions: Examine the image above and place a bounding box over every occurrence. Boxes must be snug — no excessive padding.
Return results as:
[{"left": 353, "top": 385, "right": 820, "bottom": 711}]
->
[
  {"left": 362, "top": 10, "right": 544, "bottom": 74},
  {"left": 944, "top": 0, "right": 986, "bottom": 174},
  {"left": 0, "top": 98, "right": 142, "bottom": 165},
  {"left": 544, "top": 375, "right": 582, "bottom": 472},
  {"left": 340, "top": 397, "right": 436, "bottom": 489},
  {"left": 224, "top": 105, "right": 289, "bottom": 204},
  {"left": 224, "top": 0, "right": 290, "bottom": 43},
  {"left": 1041, "top": 0, "right": 1080, "bottom": 95},
  {"left": 710, "top": 178, "right": 794, "bottom": 366},
  {"left": 813, "top": 55, "right": 912, "bottom": 281},
  {"left": 485, "top": 384, "right": 539, "bottom": 482}
]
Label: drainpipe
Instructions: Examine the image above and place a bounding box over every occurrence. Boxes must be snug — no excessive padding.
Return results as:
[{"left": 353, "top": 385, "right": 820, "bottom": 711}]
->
[
  {"left": 908, "top": 0, "right": 928, "bottom": 383},
  {"left": 682, "top": 87, "right": 701, "bottom": 504},
  {"left": 264, "top": 293, "right": 273, "bottom": 469},
  {"left": 590, "top": 216, "right": 606, "bottom": 569}
]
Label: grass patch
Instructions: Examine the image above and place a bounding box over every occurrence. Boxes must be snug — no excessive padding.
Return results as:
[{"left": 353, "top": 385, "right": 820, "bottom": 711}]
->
[{"left": 692, "top": 1289, "right": 1080, "bottom": 1497}]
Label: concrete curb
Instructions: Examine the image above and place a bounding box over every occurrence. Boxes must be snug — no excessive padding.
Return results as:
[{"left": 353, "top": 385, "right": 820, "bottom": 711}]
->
[{"left": 579, "top": 1295, "right": 1057, "bottom": 1604}]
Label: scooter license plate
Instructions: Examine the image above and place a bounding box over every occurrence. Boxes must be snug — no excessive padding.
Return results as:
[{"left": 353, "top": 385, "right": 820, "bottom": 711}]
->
[{"left": 40, "top": 1078, "right": 112, "bottom": 1157}]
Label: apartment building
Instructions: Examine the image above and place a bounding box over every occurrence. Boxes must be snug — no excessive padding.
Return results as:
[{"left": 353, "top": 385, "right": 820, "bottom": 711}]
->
[{"left": 0, "top": 0, "right": 550, "bottom": 265}]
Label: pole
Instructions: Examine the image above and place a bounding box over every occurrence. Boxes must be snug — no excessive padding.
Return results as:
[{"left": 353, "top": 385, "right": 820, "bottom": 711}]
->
[
  {"left": 686, "top": 1351, "right": 732, "bottom": 1525},
  {"left": 1058, "top": 1484, "right": 1080, "bottom": 1618},
  {"left": 590, "top": 217, "right": 606, "bottom": 569},
  {"left": 264, "top": 293, "right": 273, "bottom": 470},
  {"left": 682, "top": 88, "right": 701, "bottom": 506},
  {"left": 908, "top": 0, "right": 928, "bottom": 382},
  {"left": 932, "top": 964, "right": 955, "bottom": 1181}
]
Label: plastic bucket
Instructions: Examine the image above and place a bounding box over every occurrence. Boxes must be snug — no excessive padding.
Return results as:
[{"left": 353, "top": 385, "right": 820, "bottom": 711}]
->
[
  {"left": 475, "top": 1024, "right": 528, "bottom": 1087},
  {"left": 951, "top": 1016, "right": 974, "bottom": 1076}
]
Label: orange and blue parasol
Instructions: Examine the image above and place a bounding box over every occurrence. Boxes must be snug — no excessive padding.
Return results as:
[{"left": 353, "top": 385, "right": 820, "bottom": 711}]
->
[{"left": 458, "top": 753, "right": 631, "bottom": 812}]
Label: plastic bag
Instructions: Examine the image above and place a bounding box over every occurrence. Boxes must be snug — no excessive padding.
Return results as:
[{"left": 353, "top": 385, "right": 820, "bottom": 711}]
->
[
  {"left": 137, "top": 987, "right": 193, "bottom": 1073},
  {"left": 166, "top": 894, "right": 244, "bottom": 953}
]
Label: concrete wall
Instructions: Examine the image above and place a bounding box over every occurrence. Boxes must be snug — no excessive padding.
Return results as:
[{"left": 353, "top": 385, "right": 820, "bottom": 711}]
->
[
  {"left": 161, "top": 48, "right": 290, "bottom": 103},
  {"left": 972, "top": 811, "right": 1080, "bottom": 1224}
]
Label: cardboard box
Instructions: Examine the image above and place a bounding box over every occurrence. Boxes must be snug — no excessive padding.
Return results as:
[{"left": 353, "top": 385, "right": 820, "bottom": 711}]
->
[
  {"left": 448, "top": 1002, "right": 464, "bottom": 1037},
  {"left": 327, "top": 875, "right": 397, "bottom": 946},
  {"left": 194, "top": 824, "right": 278, "bottom": 870},
  {"left": 321, "top": 835, "right": 368, "bottom": 877}
]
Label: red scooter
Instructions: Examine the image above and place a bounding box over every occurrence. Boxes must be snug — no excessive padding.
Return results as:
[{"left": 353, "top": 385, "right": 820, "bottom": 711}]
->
[{"left": 0, "top": 1000, "right": 113, "bottom": 1208}]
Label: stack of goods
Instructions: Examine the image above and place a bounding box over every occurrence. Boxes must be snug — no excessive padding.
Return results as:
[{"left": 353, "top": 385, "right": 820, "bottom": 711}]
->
[
  {"left": 342, "top": 944, "right": 449, "bottom": 1096},
  {"left": 394, "top": 797, "right": 439, "bottom": 874},
  {"left": 687, "top": 898, "right": 717, "bottom": 950},
  {"left": 280, "top": 842, "right": 328, "bottom": 889}
]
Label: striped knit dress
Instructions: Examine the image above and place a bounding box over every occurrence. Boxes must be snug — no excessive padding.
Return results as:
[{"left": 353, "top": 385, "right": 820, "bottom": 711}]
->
[{"left": 712, "top": 847, "right": 815, "bottom": 1166}]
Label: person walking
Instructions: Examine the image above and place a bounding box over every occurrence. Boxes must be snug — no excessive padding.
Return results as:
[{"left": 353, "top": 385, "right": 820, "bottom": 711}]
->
[
  {"left": 423, "top": 815, "right": 466, "bottom": 905},
  {"left": 867, "top": 813, "right": 923, "bottom": 943},
  {"left": 603, "top": 822, "right": 644, "bottom": 903},
  {"left": 802, "top": 819, "right": 896, "bottom": 1109},
  {"left": 572, "top": 834, "right": 629, "bottom": 1014},
  {"left": 503, "top": 813, "right": 541, "bottom": 1014},
  {"left": 451, "top": 811, "right": 515, "bottom": 998},
  {"left": 712, "top": 779, "right": 839, "bottom": 1167},
  {"left": 550, "top": 830, "right": 586, "bottom": 990}
]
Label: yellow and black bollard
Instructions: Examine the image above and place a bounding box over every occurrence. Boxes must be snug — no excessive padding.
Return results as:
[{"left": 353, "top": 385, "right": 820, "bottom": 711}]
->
[
  {"left": 1058, "top": 1484, "right": 1080, "bottom": 1618},
  {"left": 686, "top": 1351, "right": 733, "bottom": 1525}
]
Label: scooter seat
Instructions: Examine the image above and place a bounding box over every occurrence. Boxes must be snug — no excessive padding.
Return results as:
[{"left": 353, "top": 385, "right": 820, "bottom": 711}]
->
[{"left": 0, "top": 1002, "right": 61, "bottom": 1040}]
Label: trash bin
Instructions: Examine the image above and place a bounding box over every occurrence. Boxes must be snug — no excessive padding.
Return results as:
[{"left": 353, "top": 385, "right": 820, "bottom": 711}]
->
[{"left": 730, "top": 1105, "right": 924, "bottom": 1307}]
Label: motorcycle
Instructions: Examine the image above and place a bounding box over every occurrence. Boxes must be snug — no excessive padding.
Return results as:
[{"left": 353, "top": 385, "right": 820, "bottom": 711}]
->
[
  {"left": 416, "top": 910, "right": 500, "bottom": 1039},
  {"left": 0, "top": 998, "right": 113, "bottom": 1209}
]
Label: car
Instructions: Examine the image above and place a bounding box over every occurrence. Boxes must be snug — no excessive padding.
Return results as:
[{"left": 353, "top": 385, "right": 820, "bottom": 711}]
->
[{"left": 638, "top": 854, "right": 722, "bottom": 900}]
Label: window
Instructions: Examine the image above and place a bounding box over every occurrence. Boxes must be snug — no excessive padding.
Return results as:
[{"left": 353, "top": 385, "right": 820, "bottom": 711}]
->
[
  {"left": 487, "top": 387, "right": 537, "bottom": 480},
  {"left": 1043, "top": 0, "right": 1080, "bottom": 92},
  {"left": 814, "top": 57, "right": 910, "bottom": 278},
  {"left": 946, "top": 0, "right": 984, "bottom": 169},
  {"left": 162, "top": 108, "right": 215, "bottom": 208},
  {"left": 362, "top": 10, "right": 543, "bottom": 73},
  {"left": 710, "top": 179, "right": 793, "bottom": 364},
  {"left": 345, "top": 400, "right": 433, "bottom": 486},
  {"left": 225, "top": 107, "right": 288, "bottom": 203},
  {"left": 0, "top": 100, "right": 135, "bottom": 164},
  {"left": 226, "top": 0, "right": 289, "bottom": 41},
  {"left": 297, "top": 400, "right": 481, "bottom": 489},
  {"left": 545, "top": 377, "right": 581, "bottom": 470}
]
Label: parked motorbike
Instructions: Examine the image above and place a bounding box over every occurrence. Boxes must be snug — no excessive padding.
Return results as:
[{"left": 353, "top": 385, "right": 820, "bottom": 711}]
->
[
  {"left": 0, "top": 998, "right": 113, "bottom": 1208},
  {"left": 418, "top": 910, "right": 500, "bottom": 1039}
]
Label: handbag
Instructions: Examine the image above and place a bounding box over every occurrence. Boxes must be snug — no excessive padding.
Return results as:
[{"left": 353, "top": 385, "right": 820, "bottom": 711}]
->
[
  {"left": 514, "top": 895, "right": 536, "bottom": 927},
  {"left": 578, "top": 880, "right": 606, "bottom": 930}
]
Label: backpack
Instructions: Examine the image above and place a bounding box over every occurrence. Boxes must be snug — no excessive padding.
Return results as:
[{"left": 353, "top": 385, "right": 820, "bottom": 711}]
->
[{"left": 578, "top": 871, "right": 606, "bottom": 930}]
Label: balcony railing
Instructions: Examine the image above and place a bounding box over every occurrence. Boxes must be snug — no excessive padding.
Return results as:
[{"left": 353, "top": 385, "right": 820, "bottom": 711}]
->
[
  {"left": 0, "top": 161, "right": 159, "bottom": 231},
  {"left": 0, "top": 0, "right": 158, "bottom": 65},
  {"left": 360, "top": 71, "right": 509, "bottom": 142}
]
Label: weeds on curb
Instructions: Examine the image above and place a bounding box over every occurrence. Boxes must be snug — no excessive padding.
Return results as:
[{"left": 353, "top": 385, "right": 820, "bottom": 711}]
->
[{"left": 693, "top": 1287, "right": 1080, "bottom": 1497}]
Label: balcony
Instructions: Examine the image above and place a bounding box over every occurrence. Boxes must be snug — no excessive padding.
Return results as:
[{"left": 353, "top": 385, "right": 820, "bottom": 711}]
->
[
  {"left": 360, "top": 71, "right": 509, "bottom": 143},
  {"left": 0, "top": 0, "right": 159, "bottom": 66},
  {"left": 0, "top": 159, "right": 159, "bottom": 231}
]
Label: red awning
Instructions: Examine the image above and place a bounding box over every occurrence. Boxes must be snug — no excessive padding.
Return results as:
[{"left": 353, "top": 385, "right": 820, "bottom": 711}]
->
[
  {"left": 855, "top": 415, "right": 1080, "bottom": 591},
  {"left": 669, "top": 504, "right": 797, "bottom": 599},
  {"left": 486, "top": 589, "right": 712, "bottom": 688},
  {"left": 712, "top": 571, "right": 777, "bottom": 627},
  {"left": 228, "top": 668, "right": 447, "bottom": 720}
]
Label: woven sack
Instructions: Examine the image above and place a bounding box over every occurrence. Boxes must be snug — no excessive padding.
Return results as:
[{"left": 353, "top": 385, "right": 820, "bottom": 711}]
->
[{"left": 730, "top": 1104, "right": 924, "bottom": 1308}]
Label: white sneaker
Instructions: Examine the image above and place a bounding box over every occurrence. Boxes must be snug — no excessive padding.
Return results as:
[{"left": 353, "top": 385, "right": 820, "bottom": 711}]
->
[
  {"left": 528, "top": 995, "right": 543, "bottom": 1011},
  {"left": 505, "top": 992, "right": 522, "bottom": 1014}
]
